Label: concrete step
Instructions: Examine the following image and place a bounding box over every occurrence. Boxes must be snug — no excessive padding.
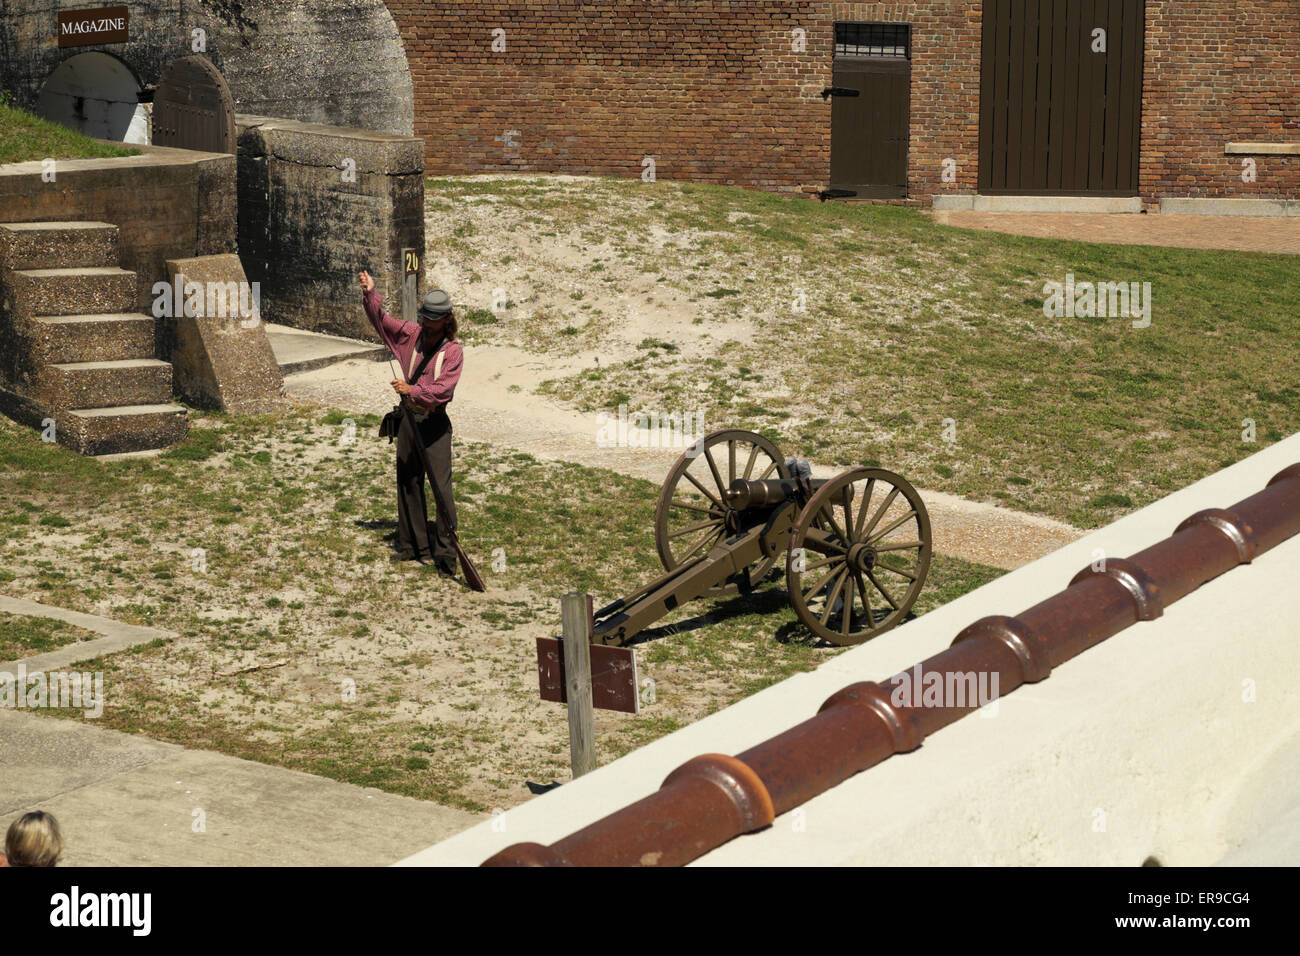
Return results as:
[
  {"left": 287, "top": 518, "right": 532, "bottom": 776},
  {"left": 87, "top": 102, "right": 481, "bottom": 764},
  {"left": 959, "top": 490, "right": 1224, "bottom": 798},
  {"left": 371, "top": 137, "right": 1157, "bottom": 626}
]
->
[
  {"left": 931, "top": 195, "right": 1143, "bottom": 213},
  {"left": 59, "top": 403, "right": 188, "bottom": 457},
  {"left": 30, "top": 313, "right": 157, "bottom": 364},
  {"left": 0, "top": 221, "right": 119, "bottom": 271},
  {"left": 38, "top": 359, "right": 173, "bottom": 411},
  {"left": 7, "top": 266, "right": 137, "bottom": 317}
]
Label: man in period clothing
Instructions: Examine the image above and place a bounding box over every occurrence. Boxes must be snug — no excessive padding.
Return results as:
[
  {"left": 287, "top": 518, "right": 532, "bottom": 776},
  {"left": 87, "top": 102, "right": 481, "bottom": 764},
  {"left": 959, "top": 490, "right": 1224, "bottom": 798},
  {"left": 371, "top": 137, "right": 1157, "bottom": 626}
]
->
[{"left": 359, "top": 270, "right": 463, "bottom": 573}]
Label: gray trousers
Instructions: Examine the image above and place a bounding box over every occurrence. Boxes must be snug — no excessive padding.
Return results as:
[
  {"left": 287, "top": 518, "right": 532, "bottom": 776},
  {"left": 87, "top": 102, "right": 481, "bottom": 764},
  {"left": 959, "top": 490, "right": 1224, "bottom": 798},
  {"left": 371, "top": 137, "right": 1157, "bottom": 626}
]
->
[{"left": 395, "top": 408, "right": 457, "bottom": 563}]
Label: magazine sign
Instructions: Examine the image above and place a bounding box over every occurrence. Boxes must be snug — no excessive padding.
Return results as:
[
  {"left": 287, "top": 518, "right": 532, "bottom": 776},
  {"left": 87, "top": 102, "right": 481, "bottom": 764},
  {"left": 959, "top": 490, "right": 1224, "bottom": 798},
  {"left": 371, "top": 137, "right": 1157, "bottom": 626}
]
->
[{"left": 57, "top": 6, "right": 130, "bottom": 48}]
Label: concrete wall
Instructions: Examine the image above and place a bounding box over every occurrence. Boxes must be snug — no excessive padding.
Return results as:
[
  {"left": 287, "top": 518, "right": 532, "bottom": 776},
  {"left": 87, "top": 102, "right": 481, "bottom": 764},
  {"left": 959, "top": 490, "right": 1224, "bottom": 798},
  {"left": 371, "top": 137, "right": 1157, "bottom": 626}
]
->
[
  {"left": 0, "top": 145, "right": 236, "bottom": 313},
  {"left": 0, "top": 1, "right": 414, "bottom": 136},
  {"left": 0, "top": 146, "right": 234, "bottom": 422},
  {"left": 235, "top": 115, "right": 425, "bottom": 340},
  {"left": 400, "top": 432, "right": 1300, "bottom": 866}
]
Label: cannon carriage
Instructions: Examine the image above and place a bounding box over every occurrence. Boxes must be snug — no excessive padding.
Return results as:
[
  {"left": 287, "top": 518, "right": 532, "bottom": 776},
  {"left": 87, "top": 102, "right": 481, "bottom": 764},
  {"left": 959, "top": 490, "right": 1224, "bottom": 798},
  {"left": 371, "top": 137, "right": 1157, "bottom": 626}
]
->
[{"left": 592, "top": 429, "right": 933, "bottom": 647}]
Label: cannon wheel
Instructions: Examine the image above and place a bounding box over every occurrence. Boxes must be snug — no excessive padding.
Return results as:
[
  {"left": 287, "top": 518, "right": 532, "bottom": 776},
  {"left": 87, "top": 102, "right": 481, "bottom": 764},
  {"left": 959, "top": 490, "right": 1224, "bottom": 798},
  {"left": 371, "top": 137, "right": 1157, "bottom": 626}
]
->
[
  {"left": 655, "top": 429, "right": 790, "bottom": 593},
  {"left": 786, "top": 467, "right": 931, "bottom": 646}
]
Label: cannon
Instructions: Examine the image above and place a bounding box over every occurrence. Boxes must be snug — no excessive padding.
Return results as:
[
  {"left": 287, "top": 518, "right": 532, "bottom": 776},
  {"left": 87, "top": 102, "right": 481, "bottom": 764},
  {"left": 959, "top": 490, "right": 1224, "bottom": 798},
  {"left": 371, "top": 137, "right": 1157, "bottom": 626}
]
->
[{"left": 592, "top": 429, "right": 932, "bottom": 647}]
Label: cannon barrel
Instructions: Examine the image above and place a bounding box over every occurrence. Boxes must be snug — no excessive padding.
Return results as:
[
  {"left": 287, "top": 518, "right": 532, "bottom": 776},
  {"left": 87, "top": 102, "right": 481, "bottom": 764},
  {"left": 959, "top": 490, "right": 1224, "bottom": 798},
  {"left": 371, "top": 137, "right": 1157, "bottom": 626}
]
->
[{"left": 724, "top": 477, "right": 854, "bottom": 511}]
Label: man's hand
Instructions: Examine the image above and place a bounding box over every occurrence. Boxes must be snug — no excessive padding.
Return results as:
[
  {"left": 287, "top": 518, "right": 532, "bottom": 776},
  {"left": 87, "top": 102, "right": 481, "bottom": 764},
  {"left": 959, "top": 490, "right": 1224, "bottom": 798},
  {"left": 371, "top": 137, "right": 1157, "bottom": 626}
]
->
[
  {"left": 359, "top": 270, "right": 375, "bottom": 293},
  {"left": 391, "top": 379, "right": 411, "bottom": 396}
]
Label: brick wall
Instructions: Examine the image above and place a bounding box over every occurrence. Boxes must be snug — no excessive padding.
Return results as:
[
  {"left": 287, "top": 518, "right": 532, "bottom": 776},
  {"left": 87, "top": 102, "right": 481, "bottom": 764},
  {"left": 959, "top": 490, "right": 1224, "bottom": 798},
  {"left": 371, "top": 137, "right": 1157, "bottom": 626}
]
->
[
  {"left": 383, "top": 1, "right": 832, "bottom": 191},
  {"left": 385, "top": 0, "right": 1299, "bottom": 203},
  {"left": 1142, "top": 0, "right": 1300, "bottom": 202}
]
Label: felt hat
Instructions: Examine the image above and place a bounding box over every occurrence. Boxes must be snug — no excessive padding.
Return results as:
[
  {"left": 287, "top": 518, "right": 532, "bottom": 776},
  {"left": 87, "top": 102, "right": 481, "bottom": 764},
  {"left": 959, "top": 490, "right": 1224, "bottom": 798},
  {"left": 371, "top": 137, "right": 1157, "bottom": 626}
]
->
[{"left": 417, "top": 289, "right": 453, "bottom": 322}]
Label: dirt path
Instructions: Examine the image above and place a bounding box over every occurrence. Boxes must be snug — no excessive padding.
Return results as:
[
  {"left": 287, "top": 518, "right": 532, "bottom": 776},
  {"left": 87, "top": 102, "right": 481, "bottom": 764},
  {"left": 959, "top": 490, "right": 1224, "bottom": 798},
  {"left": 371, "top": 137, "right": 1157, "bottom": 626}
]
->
[{"left": 284, "top": 347, "right": 1084, "bottom": 570}]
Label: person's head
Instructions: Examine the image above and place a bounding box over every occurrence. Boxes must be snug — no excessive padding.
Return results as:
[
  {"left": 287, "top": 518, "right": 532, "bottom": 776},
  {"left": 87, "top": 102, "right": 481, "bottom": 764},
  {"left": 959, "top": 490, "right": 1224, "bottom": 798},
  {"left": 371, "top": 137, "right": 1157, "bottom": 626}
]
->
[
  {"left": 417, "top": 289, "right": 457, "bottom": 345},
  {"left": 5, "top": 811, "right": 63, "bottom": 867}
]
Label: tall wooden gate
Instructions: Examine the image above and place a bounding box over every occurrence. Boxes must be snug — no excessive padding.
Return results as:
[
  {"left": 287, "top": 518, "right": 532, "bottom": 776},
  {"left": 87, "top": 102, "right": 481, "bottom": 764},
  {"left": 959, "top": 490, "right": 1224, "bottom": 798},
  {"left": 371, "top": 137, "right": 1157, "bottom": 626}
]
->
[
  {"left": 978, "top": 0, "right": 1145, "bottom": 195},
  {"left": 830, "top": 23, "right": 911, "bottom": 199},
  {"left": 152, "top": 55, "right": 236, "bottom": 154}
]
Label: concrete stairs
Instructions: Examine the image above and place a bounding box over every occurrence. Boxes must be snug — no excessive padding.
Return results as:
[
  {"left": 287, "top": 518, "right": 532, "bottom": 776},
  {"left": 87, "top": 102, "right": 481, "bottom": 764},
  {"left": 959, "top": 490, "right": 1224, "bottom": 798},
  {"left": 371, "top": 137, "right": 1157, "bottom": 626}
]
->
[{"left": 0, "top": 222, "right": 187, "bottom": 456}]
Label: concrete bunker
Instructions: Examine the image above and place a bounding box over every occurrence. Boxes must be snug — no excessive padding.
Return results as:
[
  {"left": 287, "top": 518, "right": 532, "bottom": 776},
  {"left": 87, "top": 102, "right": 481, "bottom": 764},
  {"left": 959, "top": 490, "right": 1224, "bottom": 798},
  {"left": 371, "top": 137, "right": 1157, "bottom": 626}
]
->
[{"left": 0, "top": 0, "right": 415, "bottom": 141}]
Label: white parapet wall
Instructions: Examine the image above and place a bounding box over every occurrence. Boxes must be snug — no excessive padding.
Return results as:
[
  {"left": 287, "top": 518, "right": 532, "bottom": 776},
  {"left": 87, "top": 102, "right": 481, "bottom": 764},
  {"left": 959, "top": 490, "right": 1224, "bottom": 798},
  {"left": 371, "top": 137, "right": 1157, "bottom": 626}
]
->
[{"left": 398, "top": 433, "right": 1300, "bottom": 867}]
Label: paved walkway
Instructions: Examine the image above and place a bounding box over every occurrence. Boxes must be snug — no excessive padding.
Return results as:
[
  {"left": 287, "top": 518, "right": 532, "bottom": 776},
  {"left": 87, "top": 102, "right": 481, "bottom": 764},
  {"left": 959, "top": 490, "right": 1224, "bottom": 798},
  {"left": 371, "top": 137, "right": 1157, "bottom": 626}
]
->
[
  {"left": 931, "top": 210, "right": 1300, "bottom": 255},
  {"left": 264, "top": 322, "right": 387, "bottom": 374},
  {"left": 1, "top": 598, "right": 479, "bottom": 865}
]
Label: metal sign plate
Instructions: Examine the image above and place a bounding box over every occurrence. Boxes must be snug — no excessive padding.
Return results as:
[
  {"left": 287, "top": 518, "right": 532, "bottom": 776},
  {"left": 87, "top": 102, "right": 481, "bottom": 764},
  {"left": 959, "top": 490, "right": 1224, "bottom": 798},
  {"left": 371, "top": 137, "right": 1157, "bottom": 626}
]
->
[{"left": 536, "top": 637, "right": 639, "bottom": 714}]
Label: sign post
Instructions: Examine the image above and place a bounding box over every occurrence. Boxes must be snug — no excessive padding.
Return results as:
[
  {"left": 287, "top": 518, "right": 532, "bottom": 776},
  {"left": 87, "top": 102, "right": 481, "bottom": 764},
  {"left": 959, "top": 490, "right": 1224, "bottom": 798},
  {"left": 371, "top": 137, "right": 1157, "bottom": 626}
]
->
[
  {"left": 401, "top": 248, "right": 420, "bottom": 324},
  {"left": 537, "top": 593, "right": 639, "bottom": 779},
  {"left": 560, "top": 593, "right": 597, "bottom": 778}
]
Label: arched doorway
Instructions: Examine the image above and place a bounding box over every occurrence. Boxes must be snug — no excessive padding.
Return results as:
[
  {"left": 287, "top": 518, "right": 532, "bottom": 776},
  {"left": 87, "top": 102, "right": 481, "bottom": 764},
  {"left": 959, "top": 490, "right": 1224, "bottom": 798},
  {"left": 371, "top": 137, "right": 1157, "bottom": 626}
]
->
[{"left": 34, "top": 51, "right": 148, "bottom": 144}]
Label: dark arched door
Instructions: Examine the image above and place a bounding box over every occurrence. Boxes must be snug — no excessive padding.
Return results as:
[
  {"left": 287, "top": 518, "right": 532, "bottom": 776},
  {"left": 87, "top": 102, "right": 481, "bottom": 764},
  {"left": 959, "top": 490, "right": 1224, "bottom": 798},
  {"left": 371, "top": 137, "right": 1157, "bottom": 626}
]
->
[{"left": 152, "top": 55, "right": 236, "bottom": 153}]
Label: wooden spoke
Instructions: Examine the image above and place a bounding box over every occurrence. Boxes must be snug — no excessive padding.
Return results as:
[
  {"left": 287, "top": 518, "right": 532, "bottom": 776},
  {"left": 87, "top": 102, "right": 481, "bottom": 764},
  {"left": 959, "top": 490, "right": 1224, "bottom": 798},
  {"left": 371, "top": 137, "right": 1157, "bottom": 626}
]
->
[
  {"left": 681, "top": 469, "right": 723, "bottom": 510},
  {"left": 867, "top": 508, "right": 918, "bottom": 544},
  {"left": 852, "top": 568, "right": 872, "bottom": 622},
  {"left": 667, "top": 518, "right": 721, "bottom": 540},
  {"left": 866, "top": 568, "right": 900, "bottom": 610},
  {"left": 873, "top": 539, "right": 925, "bottom": 552},
  {"left": 669, "top": 497, "right": 717, "bottom": 517},
  {"left": 757, "top": 460, "right": 779, "bottom": 480},
  {"left": 840, "top": 486, "right": 855, "bottom": 544},
  {"left": 853, "top": 478, "right": 876, "bottom": 540},
  {"left": 817, "top": 502, "right": 850, "bottom": 547},
  {"left": 859, "top": 486, "right": 900, "bottom": 539},
  {"left": 840, "top": 573, "right": 856, "bottom": 637},
  {"left": 655, "top": 430, "right": 790, "bottom": 594},
  {"left": 819, "top": 566, "right": 850, "bottom": 626},
  {"left": 803, "top": 561, "right": 845, "bottom": 604},
  {"left": 801, "top": 554, "right": 842, "bottom": 573},
  {"left": 703, "top": 446, "right": 726, "bottom": 497},
  {"left": 681, "top": 525, "right": 724, "bottom": 561},
  {"left": 875, "top": 562, "right": 918, "bottom": 581}
]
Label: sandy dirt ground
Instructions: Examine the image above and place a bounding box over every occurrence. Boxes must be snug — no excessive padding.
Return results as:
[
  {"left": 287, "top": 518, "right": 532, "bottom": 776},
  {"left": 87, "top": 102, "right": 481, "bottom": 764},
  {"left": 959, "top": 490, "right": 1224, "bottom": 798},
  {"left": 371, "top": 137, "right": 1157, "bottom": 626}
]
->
[{"left": 284, "top": 345, "right": 1084, "bottom": 570}]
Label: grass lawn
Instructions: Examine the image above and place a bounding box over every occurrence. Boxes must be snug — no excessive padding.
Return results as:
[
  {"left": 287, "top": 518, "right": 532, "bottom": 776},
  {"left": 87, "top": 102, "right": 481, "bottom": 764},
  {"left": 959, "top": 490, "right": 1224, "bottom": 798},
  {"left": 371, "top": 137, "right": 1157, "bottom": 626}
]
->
[
  {"left": 0, "top": 611, "right": 97, "bottom": 660},
  {"left": 0, "top": 95, "right": 139, "bottom": 164},
  {"left": 0, "top": 407, "right": 1002, "bottom": 812},
  {"left": 427, "top": 176, "right": 1298, "bottom": 528}
]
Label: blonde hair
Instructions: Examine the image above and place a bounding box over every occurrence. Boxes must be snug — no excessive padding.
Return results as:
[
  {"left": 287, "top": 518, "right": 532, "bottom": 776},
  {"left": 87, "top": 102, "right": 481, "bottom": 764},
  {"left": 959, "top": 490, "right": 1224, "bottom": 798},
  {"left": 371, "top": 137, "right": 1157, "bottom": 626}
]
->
[{"left": 5, "top": 811, "right": 63, "bottom": 867}]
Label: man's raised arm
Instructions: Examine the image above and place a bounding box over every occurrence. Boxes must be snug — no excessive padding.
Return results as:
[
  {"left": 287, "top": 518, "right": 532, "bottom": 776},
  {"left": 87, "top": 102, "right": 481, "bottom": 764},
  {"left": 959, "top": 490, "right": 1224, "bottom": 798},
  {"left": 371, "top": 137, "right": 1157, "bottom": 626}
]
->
[{"left": 358, "top": 270, "right": 413, "bottom": 352}]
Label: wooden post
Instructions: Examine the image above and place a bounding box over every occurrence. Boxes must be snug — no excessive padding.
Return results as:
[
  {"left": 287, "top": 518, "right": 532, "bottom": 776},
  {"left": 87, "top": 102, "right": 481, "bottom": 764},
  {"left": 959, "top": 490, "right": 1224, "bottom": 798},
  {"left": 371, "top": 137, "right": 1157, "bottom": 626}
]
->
[
  {"left": 401, "top": 247, "right": 420, "bottom": 324},
  {"left": 560, "top": 592, "right": 597, "bottom": 778}
]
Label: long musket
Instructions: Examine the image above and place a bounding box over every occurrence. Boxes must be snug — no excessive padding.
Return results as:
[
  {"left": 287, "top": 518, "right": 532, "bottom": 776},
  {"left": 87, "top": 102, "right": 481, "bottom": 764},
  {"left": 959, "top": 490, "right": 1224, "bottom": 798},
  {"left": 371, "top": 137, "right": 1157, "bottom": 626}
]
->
[{"left": 373, "top": 301, "right": 485, "bottom": 591}]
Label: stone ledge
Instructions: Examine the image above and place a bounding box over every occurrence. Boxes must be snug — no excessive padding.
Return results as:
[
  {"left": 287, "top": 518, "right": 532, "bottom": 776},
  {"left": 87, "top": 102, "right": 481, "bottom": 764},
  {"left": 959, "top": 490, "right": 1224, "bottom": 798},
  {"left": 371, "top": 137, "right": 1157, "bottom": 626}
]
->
[
  {"left": 235, "top": 114, "right": 425, "bottom": 176},
  {"left": 1159, "top": 197, "right": 1300, "bottom": 217},
  {"left": 1226, "top": 142, "right": 1300, "bottom": 155},
  {"left": 932, "top": 194, "right": 1142, "bottom": 213}
]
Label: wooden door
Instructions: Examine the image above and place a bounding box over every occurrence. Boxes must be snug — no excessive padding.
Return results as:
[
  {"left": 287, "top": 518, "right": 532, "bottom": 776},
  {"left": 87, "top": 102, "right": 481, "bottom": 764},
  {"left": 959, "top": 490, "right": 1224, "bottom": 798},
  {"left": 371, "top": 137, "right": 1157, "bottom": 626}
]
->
[
  {"left": 152, "top": 55, "right": 236, "bottom": 154},
  {"left": 979, "top": 0, "right": 1144, "bottom": 195}
]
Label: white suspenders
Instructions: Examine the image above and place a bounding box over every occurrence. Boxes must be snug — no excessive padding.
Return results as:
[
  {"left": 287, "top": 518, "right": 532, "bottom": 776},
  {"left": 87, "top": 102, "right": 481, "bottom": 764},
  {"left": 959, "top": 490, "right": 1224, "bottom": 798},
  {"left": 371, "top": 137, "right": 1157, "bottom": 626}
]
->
[{"left": 408, "top": 342, "right": 448, "bottom": 383}]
